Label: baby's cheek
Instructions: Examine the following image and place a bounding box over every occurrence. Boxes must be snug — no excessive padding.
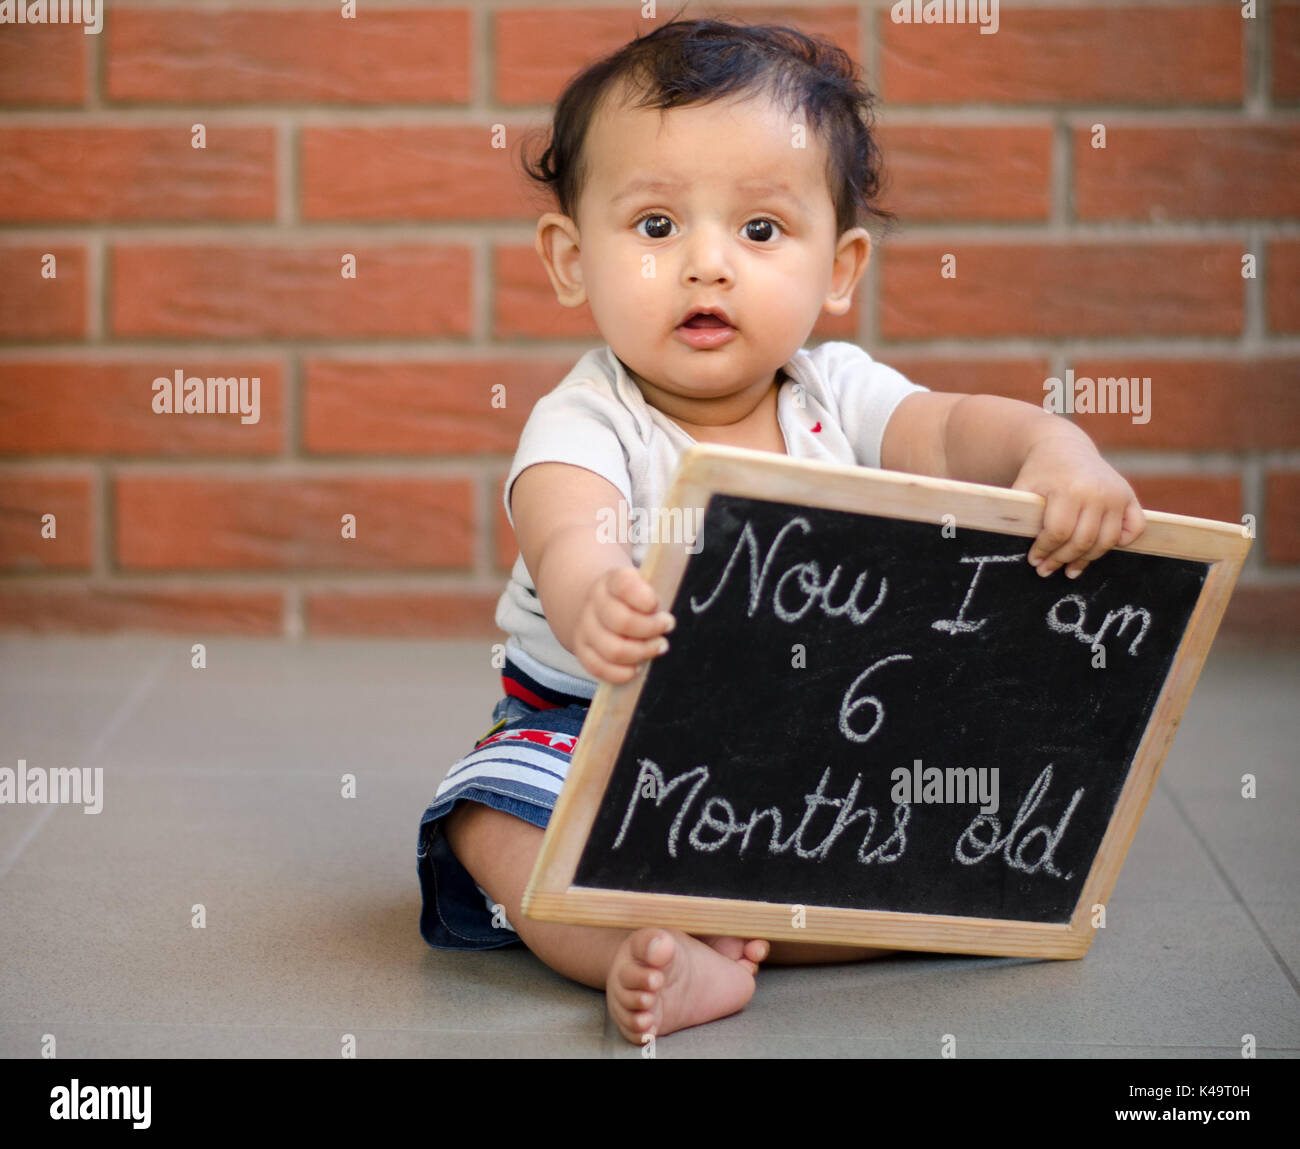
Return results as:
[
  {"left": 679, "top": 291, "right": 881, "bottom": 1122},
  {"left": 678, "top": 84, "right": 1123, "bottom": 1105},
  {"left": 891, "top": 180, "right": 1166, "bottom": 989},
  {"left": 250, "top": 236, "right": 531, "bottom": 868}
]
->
[{"left": 595, "top": 274, "right": 668, "bottom": 343}]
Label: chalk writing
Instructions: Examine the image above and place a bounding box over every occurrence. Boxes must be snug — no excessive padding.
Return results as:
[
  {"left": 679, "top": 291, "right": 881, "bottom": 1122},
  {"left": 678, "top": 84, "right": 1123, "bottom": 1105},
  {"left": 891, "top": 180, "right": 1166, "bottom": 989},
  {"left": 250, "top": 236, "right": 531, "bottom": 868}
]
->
[
  {"left": 838, "top": 653, "right": 913, "bottom": 744},
  {"left": 932, "top": 551, "right": 1154, "bottom": 657},
  {"left": 1047, "top": 595, "right": 1152, "bottom": 656},
  {"left": 933, "top": 553, "right": 1023, "bottom": 635},
  {"left": 954, "top": 764, "right": 1083, "bottom": 880},
  {"left": 615, "top": 759, "right": 910, "bottom": 865},
  {"left": 573, "top": 489, "right": 1209, "bottom": 925},
  {"left": 690, "top": 517, "right": 887, "bottom": 626}
]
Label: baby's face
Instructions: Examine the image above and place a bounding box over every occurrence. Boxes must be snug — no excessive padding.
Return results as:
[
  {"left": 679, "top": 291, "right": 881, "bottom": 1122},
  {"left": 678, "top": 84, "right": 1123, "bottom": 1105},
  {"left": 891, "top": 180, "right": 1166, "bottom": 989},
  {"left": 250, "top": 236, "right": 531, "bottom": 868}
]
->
[{"left": 552, "top": 88, "right": 867, "bottom": 407}]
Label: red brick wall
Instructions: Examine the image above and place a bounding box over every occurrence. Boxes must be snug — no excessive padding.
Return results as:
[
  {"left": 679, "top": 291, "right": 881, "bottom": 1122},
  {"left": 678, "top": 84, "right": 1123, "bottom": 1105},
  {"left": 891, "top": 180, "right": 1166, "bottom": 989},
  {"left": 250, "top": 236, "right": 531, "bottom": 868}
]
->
[{"left": 1, "top": 2, "right": 1296, "bottom": 642}]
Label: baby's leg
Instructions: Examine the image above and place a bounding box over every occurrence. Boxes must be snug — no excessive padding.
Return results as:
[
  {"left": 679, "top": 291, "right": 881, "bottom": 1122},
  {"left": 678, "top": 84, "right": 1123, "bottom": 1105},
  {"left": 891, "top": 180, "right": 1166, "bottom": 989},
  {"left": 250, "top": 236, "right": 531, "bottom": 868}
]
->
[{"left": 443, "top": 802, "right": 769, "bottom": 1043}]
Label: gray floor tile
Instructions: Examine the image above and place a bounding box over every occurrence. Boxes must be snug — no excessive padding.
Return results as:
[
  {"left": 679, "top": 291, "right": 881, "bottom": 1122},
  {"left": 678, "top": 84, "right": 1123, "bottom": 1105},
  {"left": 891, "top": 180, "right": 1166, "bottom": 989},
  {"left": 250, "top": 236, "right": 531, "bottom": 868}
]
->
[
  {"left": 2, "top": 766, "right": 430, "bottom": 884},
  {"left": 0, "top": 875, "right": 602, "bottom": 1036},
  {"left": 65, "top": 641, "right": 500, "bottom": 778},
  {"left": 0, "top": 1023, "right": 606, "bottom": 1059},
  {"left": 599, "top": 899, "right": 1299, "bottom": 1051},
  {"left": 0, "top": 768, "right": 603, "bottom": 1038},
  {"left": 0, "top": 642, "right": 172, "bottom": 787},
  {"left": 1165, "top": 786, "right": 1300, "bottom": 906},
  {"left": 0, "top": 637, "right": 1294, "bottom": 1059},
  {"left": 1109, "top": 784, "right": 1235, "bottom": 904},
  {"left": 1162, "top": 650, "right": 1299, "bottom": 798},
  {"left": 0, "top": 1021, "right": 608, "bottom": 1059},
  {"left": 0, "top": 636, "right": 171, "bottom": 690},
  {"left": 1249, "top": 902, "right": 1300, "bottom": 986},
  {"left": 0, "top": 803, "right": 54, "bottom": 881}
]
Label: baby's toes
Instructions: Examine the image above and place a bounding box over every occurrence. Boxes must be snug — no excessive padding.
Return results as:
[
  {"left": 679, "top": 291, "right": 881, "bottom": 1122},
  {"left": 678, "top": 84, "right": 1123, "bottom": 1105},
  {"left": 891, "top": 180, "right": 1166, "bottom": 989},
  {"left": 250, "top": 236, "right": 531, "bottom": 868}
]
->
[
  {"left": 614, "top": 983, "right": 656, "bottom": 1014},
  {"left": 701, "top": 935, "right": 747, "bottom": 961},
  {"left": 629, "top": 928, "right": 675, "bottom": 971},
  {"left": 743, "top": 939, "right": 770, "bottom": 964}
]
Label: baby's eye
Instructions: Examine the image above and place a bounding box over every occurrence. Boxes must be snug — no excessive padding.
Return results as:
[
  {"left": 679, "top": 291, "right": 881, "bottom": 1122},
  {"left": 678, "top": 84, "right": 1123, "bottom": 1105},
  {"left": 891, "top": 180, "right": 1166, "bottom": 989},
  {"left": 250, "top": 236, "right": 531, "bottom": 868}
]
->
[
  {"left": 635, "top": 215, "right": 675, "bottom": 239},
  {"left": 744, "top": 218, "right": 781, "bottom": 242}
]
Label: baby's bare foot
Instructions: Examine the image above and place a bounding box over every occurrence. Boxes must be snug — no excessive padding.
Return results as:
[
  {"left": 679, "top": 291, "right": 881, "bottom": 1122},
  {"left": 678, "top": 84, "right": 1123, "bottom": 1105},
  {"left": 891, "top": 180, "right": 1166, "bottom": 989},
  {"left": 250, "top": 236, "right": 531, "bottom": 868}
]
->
[
  {"left": 606, "top": 928, "right": 764, "bottom": 1044},
  {"left": 700, "top": 934, "right": 770, "bottom": 975}
]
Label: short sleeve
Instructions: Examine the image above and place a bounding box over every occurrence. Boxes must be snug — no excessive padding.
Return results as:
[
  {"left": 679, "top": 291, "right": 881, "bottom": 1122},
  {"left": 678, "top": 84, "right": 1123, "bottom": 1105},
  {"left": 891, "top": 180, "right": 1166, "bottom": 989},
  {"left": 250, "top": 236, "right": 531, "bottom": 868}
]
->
[
  {"left": 503, "top": 381, "right": 635, "bottom": 529},
  {"left": 811, "top": 342, "right": 928, "bottom": 469}
]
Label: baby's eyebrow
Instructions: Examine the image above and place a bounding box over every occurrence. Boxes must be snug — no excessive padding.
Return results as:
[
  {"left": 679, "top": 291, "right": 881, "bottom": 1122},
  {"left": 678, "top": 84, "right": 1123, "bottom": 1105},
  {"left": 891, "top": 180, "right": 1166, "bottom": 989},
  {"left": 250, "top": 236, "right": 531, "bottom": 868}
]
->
[
  {"left": 610, "top": 177, "right": 807, "bottom": 214},
  {"left": 610, "top": 178, "right": 685, "bottom": 205},
  {"left": 735, "top": 180, "right": 808, "bottom": 214}
]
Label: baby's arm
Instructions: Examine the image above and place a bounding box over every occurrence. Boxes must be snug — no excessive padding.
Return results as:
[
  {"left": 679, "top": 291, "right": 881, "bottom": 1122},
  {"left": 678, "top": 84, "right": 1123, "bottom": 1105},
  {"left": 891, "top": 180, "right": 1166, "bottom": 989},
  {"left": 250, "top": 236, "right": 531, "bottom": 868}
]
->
[
  {"left": 511, "top": 462, "right": 675, "bottom": 684},
  {"left": 881, "top": 392, "right": 1146, "bottom": 579}
]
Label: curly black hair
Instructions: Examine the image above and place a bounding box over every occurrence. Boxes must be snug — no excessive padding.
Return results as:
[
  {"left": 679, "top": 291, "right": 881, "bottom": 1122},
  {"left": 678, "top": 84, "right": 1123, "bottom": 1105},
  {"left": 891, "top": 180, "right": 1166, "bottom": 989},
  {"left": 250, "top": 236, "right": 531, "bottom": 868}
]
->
[{"left": 519, "top": 14, "right": 895, "bottom": 237}]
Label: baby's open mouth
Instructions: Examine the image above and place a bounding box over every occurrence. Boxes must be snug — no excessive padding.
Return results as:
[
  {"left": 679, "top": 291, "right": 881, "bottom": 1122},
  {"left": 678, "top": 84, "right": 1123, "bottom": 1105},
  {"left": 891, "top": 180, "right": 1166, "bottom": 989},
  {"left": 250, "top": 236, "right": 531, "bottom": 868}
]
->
[{"left": 675, "top": 310, "right": 738, "bottom": 349}]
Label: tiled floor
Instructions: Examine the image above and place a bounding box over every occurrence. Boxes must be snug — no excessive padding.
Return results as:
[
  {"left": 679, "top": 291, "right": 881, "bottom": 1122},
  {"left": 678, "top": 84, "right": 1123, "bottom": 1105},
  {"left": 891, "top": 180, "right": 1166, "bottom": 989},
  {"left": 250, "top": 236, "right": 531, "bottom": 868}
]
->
[{"left": 0, "top": 636, "right": 1296, "bottom": 1059}]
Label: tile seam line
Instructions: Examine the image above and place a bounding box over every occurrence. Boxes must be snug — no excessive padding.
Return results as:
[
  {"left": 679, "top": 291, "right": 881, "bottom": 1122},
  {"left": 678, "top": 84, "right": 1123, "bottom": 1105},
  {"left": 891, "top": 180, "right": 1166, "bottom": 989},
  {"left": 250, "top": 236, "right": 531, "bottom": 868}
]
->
[
  {"left": 1160, "top": 781, "right": 1300, "bottom": 1000},
  {"left": 0, "top": 647, "right": 173, "bottom": 883}
]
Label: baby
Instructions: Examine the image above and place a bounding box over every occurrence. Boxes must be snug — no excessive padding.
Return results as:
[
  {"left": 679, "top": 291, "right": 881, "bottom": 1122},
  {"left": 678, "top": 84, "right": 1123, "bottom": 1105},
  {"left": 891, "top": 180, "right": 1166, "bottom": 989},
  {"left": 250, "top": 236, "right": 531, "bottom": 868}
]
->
[{"left": 416, "top": 17, "right": 1146, "bottom": 1045}]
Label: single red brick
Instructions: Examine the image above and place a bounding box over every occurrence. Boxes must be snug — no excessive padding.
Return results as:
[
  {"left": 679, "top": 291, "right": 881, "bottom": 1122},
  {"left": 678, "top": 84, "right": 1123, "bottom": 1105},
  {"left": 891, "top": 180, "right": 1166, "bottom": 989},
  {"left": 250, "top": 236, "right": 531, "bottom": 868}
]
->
[
  {"left": 306, "top": 591, "right": 502, "bottom": 637},
  {"left": 302, "top": 359, "right": 570, "bottom": 455},
  {"left": 301, "top": 127, "right": 537, "bottom": 221},
  {"left": 0, "top": 128, "right": 275, "bottom": 223},
  {"left": 1073, "top": 125, "right": 1300, "bottom": 221},
  {"left": 1267, "top": 240, "right": 1300, "bottom": 333},
  {"left": 0, "top": 246, "right": 86, "bottom": 340},
  {"left": 0, "top": 474, "right": 94, "bottom": 571},
  {"left": 1070, "top": 359, "right": 1300, "bottom": 450},
  {"left": 114, "top": 475, "right": 475, "bottom": 572},
  {"left": 0, "top": 361, "right": 284, "bottom": 456},
  {"left": 878, "top": 124, "right": 1053, "bottom": 222},
  {"left": 880, "top": 243, "right": 1243, "bottom": 339},
  {"left": 1275, "top": 2, "right": 1300, "bottom": 102},
  {"left": 107, "top": 8, "right": 470, "bottom": 104},
  {"left": 1264, "top": 471, "right": 1300, "bottom": 564},
  {"left": 0, "top": 589, "right": 283, "bottom": 634},
  {"left": 0, "top": 24, "right": 86, "bottom": 107},
  {"left": 495, "top": 6, "right": 860, "bottom": 105},
  {"left": 111, "top": 245, "right": 471, "bottom": 339},
  {"left": 881, "top": 6, "right": 1242, "bottom": 105},
  {"left": 1126, "top": 474, "right": 1241, "bottom": 524}
]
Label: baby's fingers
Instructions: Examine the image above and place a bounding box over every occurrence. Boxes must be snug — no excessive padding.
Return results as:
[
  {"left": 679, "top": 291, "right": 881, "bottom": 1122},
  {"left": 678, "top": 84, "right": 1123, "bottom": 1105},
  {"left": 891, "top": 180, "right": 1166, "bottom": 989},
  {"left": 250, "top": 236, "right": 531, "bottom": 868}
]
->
[
  {"left": 593, "top": 585, "right": 674, "bottom": 643},
  {"left": 578, "top": 627, "right": 669, "bottom": 679},
  {"left": 1062, "top": 506, "right": 1126, "bottom": 578},
  {"left": 574, "top": 641, "right": 642, "bottom": 685},
  {"left": 1027, "top": 495, "right": 1083, "bottom": 575},
  {"left": 1040, "top": 502, "right": 1102, "bottom": 578},
  {"left": 1118, "top": 499, "right": 1147, "bottom": 546},
  {"left": 604, "top": 566, "right": 660, "bottom": 613}
]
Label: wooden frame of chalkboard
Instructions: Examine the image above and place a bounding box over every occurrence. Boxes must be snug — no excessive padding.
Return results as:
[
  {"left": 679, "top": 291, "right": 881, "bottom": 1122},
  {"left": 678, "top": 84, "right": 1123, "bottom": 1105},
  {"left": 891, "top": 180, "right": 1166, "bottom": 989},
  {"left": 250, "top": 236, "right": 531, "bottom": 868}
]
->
[{"left": 521, "top": 444, "right": 1249, "bottom": 959}]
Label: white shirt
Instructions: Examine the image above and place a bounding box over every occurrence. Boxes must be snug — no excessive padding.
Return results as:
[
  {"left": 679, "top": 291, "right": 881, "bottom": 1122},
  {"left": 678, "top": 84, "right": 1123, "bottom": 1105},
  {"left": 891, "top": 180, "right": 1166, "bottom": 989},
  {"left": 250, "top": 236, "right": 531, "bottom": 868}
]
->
[{"left": 496, "top": 341, "right": 928, "bottom": 689}]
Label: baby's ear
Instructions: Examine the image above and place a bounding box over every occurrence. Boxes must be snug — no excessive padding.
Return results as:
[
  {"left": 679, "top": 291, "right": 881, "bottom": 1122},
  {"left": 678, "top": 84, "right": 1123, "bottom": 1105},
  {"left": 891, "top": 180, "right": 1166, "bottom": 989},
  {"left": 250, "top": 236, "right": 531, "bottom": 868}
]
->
[
  {"left": 825, "top": 227, "right": 872, "bottom": 314},
  {"left": 534, "top": 213, "right": 586, "bottom": 307}
]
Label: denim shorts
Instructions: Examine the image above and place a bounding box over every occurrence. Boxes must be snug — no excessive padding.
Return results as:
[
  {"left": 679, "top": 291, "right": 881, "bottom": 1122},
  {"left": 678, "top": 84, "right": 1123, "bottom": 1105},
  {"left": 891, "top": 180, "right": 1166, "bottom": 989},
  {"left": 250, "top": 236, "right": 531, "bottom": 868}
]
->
[{"left": 417, "top": 658, "right": 593, "bottom": 950}]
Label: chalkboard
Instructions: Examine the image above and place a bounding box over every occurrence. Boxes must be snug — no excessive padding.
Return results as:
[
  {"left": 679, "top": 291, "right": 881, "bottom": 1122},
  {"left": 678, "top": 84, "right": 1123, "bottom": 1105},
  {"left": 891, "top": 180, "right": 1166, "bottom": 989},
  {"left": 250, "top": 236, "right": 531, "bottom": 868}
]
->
[{"left": 523, "top": 445, "right": 1249, "bottom": 958}]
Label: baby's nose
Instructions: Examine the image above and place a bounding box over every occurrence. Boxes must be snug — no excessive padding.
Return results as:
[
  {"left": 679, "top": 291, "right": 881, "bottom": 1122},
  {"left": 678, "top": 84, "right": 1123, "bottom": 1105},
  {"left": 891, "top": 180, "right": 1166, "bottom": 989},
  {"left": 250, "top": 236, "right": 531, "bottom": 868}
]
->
[{"left": 682, "top": 228, "right": 734, "bottom": 285}]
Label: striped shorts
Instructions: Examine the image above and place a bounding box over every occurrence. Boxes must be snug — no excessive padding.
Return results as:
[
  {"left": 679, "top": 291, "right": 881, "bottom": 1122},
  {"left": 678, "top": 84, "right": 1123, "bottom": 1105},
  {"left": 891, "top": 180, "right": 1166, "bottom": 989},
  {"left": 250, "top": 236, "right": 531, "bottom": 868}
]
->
[{"left": 417, "top": 641, "right": 595, "bottom": 950}]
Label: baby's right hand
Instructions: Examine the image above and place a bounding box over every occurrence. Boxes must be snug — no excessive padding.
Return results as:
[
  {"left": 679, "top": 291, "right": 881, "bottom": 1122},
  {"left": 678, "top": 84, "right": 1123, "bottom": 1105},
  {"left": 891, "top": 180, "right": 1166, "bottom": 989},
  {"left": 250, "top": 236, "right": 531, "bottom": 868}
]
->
[{"left": 572, "top": 566, "right": 676, "bottom": 685}]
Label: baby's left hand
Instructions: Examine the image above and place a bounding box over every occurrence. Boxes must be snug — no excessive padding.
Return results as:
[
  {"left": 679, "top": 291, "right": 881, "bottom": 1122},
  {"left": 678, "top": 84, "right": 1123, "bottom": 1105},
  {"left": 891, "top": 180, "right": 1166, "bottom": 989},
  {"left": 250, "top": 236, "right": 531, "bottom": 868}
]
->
[{"left": 1011, "top": 437, "right": 1146, "bottom": 579}]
